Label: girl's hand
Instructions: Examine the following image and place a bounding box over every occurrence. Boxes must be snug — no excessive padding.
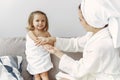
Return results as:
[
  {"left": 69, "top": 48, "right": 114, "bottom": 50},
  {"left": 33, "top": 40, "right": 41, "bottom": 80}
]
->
[
  {"left": 43, "top": 44, "right": 64, "bottom": 58},
  {"left": 35, "top": 37, "right": 49, "bottom": 46},
  {"left": 35, "top": 37, "right": 56, "bottom": 46}
]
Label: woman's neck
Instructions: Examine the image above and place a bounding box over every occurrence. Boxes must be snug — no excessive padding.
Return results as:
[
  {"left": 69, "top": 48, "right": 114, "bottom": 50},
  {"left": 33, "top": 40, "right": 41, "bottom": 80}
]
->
[
  {"left": 90, "top": 24, "right": 108, "bottom": 34},
  {"left": 92, "top": 28, "right": 102, "bottom": 34},
  {"left": 90, "top": 27, "right": 104, "bottom": 35}
]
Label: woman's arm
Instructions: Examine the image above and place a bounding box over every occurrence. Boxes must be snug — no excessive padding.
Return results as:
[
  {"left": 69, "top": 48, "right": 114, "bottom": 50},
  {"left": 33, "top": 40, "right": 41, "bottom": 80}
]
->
[
  {"left": 55, "top": 32, "right": 92, "bottom": 52},
  {"left": 43, "top": 44, "right": 101, "bottom": 79},
  {"left": 38, "top": 32, "right": 92, "bottom": 52},
  {"left": 43, "top": 44, "right": 64, "bottom": 58},
  {"left": 55, "top": 37, "right": 83, "bottom": 52}
]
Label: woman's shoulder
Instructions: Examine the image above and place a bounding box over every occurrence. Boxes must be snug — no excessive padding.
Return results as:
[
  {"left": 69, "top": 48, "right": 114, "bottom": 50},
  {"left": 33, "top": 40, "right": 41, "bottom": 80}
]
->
[{"left": 94, "top": 38, "right": 114, "bottom": 52}]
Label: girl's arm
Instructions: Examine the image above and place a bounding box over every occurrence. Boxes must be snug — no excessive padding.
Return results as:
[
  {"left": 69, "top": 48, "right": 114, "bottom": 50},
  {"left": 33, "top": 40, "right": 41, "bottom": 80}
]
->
[
  {"left": 28, "top": 31, "right": 38, "bottom": 42},
  {"left": 47, "top": 32, "right": 51, "bottom": 37},
  {"left": 35, "top": 32, "right": 55, "bottom": 46},
  {"left": 46, "top": 32, "right": 55, "bottom": 46}
]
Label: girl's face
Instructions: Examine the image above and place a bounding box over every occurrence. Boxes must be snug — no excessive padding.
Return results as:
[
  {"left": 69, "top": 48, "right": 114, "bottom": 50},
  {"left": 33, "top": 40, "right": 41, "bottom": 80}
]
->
[{"left": 33, "top": 14, "right": 46, "bottom": 31}]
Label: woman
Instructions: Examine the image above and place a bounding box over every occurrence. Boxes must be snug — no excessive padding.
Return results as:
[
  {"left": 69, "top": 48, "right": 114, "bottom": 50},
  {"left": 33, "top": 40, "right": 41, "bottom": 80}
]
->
[{"left": 36, "top": 0, "right": 120, "bottom": 80}]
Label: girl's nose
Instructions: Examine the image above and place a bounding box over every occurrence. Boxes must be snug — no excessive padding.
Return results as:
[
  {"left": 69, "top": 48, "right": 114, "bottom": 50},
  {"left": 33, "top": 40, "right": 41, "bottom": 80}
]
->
[{"left": 39, "top": 21, "right": 42, "bottom": 24}]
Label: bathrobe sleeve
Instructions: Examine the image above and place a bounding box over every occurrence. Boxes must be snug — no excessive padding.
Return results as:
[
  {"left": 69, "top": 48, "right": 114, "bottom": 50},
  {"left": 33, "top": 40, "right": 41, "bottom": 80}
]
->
[
  {"left": 55, "top": 32, "right": 93, "bottom": 52},
  {"left": 58, "top": 47, "right": 102, "bottom": 79}
]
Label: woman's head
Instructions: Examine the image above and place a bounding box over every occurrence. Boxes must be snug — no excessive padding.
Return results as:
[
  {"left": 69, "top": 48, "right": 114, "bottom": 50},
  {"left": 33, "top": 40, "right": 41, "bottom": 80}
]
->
[
  {"left": 27, "top": 10, "right": 49, "bottom": 31},
  {"left": 78, "top": 4, "right": 104, "bottom": 33},
  {"left": 78, "top": 5, "right": 90, "bottom": 31}
]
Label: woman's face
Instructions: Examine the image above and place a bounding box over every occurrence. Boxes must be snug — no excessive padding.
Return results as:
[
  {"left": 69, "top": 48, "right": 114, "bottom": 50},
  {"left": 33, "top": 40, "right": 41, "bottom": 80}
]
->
[
  {"left": 78, "top": 5, "right": 103, "bottom": 33},
  {"left": 78, "top": 7, "right": 91, "bottom": 31}
]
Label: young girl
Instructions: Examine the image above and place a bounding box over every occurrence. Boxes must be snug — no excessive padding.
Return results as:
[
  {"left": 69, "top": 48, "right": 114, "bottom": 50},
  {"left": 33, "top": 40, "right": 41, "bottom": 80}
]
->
[{"left": 25, "top": 10, "right": 53, "bottom": 80}]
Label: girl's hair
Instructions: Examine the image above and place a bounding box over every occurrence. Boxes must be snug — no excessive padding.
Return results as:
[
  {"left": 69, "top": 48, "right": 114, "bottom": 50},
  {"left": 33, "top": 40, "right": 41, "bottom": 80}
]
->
[{"left": 26, "top": 10, "right": 49, "bottom": 31}]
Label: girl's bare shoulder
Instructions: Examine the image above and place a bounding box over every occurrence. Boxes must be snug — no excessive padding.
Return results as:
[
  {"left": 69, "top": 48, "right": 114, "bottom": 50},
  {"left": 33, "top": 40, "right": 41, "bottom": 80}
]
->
[{"left": 45, "top": 31, "right": 51, "bottom": 37}]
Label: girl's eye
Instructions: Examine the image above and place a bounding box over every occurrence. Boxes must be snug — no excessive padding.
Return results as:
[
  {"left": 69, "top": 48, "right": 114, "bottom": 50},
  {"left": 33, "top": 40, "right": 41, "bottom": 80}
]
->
[
  {"left": 41, "top": 20, "right": 45, "bottom": 22},
  {"left": 36, "top": 20, "right": 39, "bottom": 22}
]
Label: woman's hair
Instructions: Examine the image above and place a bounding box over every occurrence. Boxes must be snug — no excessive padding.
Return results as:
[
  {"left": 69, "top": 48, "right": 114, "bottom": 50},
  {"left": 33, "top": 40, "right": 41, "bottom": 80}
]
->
[
  {"left": 78, "top": 4, "right": 81, "bottom": 10},
  {"left": 26, "top": 10, "right": 49, "bottom": 31}
]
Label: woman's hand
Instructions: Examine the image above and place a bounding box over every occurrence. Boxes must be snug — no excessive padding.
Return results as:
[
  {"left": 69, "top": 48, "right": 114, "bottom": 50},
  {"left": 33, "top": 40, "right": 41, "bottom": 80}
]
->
[{"left": 43, "top": 44, "right": 64, "bottom": 58}]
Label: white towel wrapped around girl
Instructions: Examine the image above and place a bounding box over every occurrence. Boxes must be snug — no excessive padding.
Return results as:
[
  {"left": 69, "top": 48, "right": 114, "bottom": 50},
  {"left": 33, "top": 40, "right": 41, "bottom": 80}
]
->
[{"left": 25, "top": 34, "right": 53, "bottom": 75}]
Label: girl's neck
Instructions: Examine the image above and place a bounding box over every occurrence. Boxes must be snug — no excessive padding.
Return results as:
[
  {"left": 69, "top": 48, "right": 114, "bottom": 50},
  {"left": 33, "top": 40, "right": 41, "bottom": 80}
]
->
[{"left": 33, "top": 30, "right": 45, "bottom": 36}]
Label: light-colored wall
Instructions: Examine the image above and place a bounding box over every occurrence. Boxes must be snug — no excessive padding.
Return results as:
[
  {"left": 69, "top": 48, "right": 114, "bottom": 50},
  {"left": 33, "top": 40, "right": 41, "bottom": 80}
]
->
[{"left": 0, "top": 0, "right": 86, "bottom": 38}]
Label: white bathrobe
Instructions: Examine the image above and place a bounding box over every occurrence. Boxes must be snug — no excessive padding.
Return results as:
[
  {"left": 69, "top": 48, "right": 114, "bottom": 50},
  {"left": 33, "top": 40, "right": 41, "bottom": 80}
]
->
[
  {"left": 55, "top": 27, "right": 120, "bottom": 80},
  {"left": 81, "top": 0, "right": 120, "bottom": 48},
  {"left": 25, "top": 34, "right": 53, "bottom": 75}
]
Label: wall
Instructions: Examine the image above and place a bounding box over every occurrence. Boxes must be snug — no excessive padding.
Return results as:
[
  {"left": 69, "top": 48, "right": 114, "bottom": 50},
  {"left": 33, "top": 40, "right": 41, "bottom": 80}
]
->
[{"left": 0, "top": 0, "right": 86, "bottom": 38}]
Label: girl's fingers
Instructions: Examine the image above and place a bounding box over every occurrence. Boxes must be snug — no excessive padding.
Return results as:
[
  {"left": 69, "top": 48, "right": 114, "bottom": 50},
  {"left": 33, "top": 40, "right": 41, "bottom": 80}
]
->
[
  {"left": 35, "top": 40, "right": 41, "bottom": 46},
  {"left": 35, "top": 37, "right": 49, "bottom": 45}
]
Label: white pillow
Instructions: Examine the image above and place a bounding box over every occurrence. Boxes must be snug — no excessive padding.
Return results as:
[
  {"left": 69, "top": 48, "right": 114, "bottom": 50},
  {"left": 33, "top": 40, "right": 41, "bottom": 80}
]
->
[{"left": 0, "top": 56, "right": 23, "bottom": 80}]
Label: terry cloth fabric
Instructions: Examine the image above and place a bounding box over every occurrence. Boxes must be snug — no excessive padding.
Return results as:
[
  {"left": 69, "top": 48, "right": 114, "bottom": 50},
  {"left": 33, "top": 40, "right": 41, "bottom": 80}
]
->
[
  {"left": 81, "top": 0, "right": 120, "bottom": 48},
  {"left": 25, "top": 34, "right": 53, "bottom": 75}
]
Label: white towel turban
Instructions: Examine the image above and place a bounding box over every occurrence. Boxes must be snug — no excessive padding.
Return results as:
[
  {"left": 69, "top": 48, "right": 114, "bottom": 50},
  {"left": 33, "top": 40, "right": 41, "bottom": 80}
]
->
[{"left": 81, "top": 0, "right": 120, "bottom": 48}]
